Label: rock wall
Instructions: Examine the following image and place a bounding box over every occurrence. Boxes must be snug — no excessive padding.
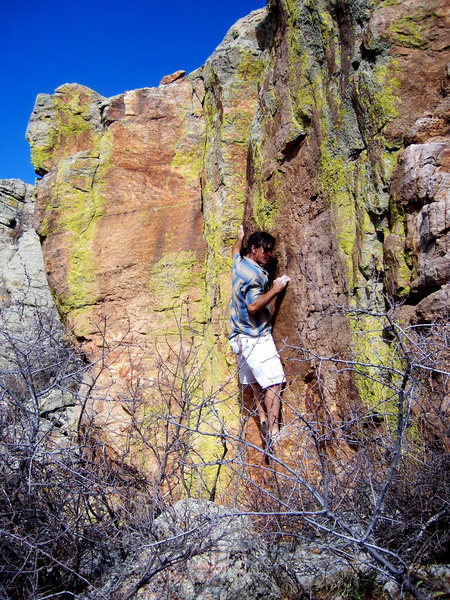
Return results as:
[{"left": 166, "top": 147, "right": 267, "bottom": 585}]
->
[
  {"left": 0, "top": 179, "right": 53, "bottom": 311},
  {"left": 0, "top": 178, "right": 59, "bottom": 347},
  {"left": 242, "top": 0, "right": 450, "bottom": 436},
  {"left": 21, "top": 1, "right": 449, "bottom": 487}
]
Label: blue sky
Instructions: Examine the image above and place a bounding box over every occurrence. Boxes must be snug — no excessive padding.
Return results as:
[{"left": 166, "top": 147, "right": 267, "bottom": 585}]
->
[{"left": 1, "top": 0, "right": 264, "bottom": 184}]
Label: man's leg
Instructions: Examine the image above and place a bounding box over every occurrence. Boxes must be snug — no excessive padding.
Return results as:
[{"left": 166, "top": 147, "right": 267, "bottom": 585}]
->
[
  {"left": 244, "top": 382, "right": 270, "bottom": 442},
  {"left": 264, "top": 384, "right": 281, "bottom": 436},
  {"left": 250, "top": 382, "right": 266, "bottom": 423}
]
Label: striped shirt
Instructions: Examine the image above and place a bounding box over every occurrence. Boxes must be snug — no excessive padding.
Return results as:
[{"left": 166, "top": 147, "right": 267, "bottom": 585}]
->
[{"left": 229, "top": 253, "right": 272, "bottom": 338}]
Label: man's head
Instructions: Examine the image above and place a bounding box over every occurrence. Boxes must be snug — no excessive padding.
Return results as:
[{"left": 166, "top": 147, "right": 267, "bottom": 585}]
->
[{"left": 244, "top": 231, "right": 276, "bottom": 268}]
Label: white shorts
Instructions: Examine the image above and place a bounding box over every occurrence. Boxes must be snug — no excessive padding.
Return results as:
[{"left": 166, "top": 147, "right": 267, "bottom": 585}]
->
[{"left": 229, "top": 333, "right": 286, "bottom": 389}]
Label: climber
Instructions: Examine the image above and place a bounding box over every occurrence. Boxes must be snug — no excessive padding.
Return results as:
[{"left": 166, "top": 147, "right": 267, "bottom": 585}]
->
[{"left": 229, "top": 225, "right": 290, "bottom": 450}]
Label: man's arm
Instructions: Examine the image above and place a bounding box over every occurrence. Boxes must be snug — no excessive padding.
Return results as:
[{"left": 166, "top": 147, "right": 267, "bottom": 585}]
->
[
  {"left": 247, "top": 275, "right": 290, "bottom": 315},
  {"left": 232, "top": 225, "right": 245, "bottom": 256},
  {"left": 271, "top": 285, "right": 287, "bottom": 326}
]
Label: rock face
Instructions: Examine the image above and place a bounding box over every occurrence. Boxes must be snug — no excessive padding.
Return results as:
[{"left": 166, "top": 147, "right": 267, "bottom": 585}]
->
[
  {"left": 0, "top": 179, "right": 79, "bottom": 433},
  {"left": 27, "top": 81, "right": 206, "bottom": 392},
  {"left": 242, "top": 0, "right": 450, "bottom": 424},
  {"left": 25, "top": 13, "right": 269, "bottom": 477},
  {"left": 0, "top": 179, "right": 52, "bottom": 310},
  {"left": 0, "top": 178, "right": 58, "bottom": 338},
  {"left": 160, "top": 70, "right": 186, "bottom": 85},
  {"left": 24, "top": 1, "right": 449, "bottom": 487}
]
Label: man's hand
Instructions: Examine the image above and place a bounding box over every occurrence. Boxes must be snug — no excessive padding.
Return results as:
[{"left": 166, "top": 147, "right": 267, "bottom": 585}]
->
[
  {"left": 273, "top": 274, "right": 291, "bottom": 292},
  {"left": 247, "top": 274, "right": 291, "bottom": 315},
  {"left": 232, "top": 224, "right": 245, "bottom": 256},
  {"left": 271, "top": 275, "right": 290, "bottom": 324}
]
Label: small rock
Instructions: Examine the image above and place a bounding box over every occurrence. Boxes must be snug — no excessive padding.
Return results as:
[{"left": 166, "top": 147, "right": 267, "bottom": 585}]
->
[{"left": 159, "top": 70, "right": 186, "bottom": 85}]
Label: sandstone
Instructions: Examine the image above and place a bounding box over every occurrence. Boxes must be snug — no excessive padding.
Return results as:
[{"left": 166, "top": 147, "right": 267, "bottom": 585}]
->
[
  {"left": 405, "top": 96, "right": 450, "bottom": 144},
  {"left": 26, "top": 83, "right": 105, "bottom": 175},
  {"left": 6, "top": 1, "right": 449, "bottom": 597},
  {"left": 412, "top": 283, "right": 450, "bottom": 323},
  {"left": 390, "top": 142, "right": 450, "bottom": 293}
]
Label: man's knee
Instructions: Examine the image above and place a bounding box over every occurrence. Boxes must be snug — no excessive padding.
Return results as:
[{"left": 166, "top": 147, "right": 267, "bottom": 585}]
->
[{"left": 264, "top": 383, "right": 282, "bottom": 397}]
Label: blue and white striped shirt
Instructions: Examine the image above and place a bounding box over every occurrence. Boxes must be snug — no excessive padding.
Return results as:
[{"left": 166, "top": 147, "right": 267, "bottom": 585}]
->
[{"left": 229, "top": 253, "right": 272, "bottom": 338}]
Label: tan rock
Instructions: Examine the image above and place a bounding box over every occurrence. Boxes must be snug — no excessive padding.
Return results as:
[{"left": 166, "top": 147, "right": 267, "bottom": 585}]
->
[{"left": 32, "top": 81, "right": 207, "bottom": 459}]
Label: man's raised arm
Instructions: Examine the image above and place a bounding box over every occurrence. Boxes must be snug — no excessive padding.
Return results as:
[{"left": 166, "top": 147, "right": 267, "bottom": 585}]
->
[{"left": 232, "top": 225, "right": 245, "bottom": 257}]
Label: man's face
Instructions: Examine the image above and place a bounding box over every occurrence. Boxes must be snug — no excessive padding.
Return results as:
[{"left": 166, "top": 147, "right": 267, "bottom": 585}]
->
[{"left": 251, "top": 244, "right": 274, "bottom": 268}]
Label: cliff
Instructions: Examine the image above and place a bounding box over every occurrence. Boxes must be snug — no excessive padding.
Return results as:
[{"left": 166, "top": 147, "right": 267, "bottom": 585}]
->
[{"left": 15, "top": 0, "right": 450, "bottom": 480}]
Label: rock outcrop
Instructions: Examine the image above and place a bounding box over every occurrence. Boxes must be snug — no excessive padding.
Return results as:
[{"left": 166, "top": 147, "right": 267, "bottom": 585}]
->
[
  {"left": 0, "top": 178, "right": 53, "bottom": 310},
  {"left": 1, "top": 2, "right": 448, "bottom": 598},
  {"left": 81, "top": 500, "right": 283, "bottom": 599},
  {"left": 79, "top": 498, "right": 373, "bottom": 599},
  {"left": 243, "top": 0, "right": 449, "bottom": 418},
  {"left": 24, "top": 12, "right": 270, "bottom": 477},
  {"left": 22, "top": 0, "right": 450, "bottom": 488}
]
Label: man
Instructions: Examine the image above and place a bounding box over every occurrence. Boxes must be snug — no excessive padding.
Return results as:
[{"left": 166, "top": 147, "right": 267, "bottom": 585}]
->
[{"left": 229, "top": 226, "right": 290, "bottom": 448}]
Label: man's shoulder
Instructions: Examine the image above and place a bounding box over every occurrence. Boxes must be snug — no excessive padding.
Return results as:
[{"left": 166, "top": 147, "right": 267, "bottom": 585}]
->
[{"left": 233, "top": 255, "right": 263, "bottom": 280}]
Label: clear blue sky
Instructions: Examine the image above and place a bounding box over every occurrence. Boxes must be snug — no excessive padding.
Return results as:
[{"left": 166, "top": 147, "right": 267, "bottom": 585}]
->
[{"left": 1, "top": 0, "right": 264, "bottom": 184}]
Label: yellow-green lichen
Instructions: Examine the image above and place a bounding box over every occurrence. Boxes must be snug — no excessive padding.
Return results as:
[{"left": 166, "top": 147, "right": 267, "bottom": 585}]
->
[
  {"left": 29, "top": 86, "right": 98, "bottom": 174},
  {"left": 319, "top": 9, "right": 335, "bottom": 43},
  {"left": 351, "top": 314, "right": 397, "bottom": 412},
  {"left": 318, "top": 143, "right": 356, "bottom": 285},
  {"left": 52, "top": 133, "right": 112, "bottom": 315},
  {"left": 350, "top": 313, "right": 421, "bottom": 445},
  {"left": 252, "top": 186, "right": 281, "bottom": 230},
  {"left": 171, "top": 144, "right": 203, "bottom": 186},
  {"left": 389, "top": 14, "right": 430, "bottom": 49},
  {"left": 384, "top": 202, "right": 413, "bottom": 297},
  {"left": 150, "top": 251, "right": 199, "bottom": 312},
  {"left": 38, "top": 217, "right": 50, "bottom": 238},
  {"left": 236, "top": 49, "right": 266, "bottom": 89},
  {"left": 223, "top": 110, "right": 254, "bottom": 145},
  {"left": 378, "top": 149, "right": 401, "bottom": 186},
  {"left": 374, "top": 62, "right": 400, "bottom": 116},
  {"left": 353, "top": 60, "right": 400, "bottom": 143},
  {"left": 204, "top": 216, "right": 233, "bottom": 284},
  {"left": 371, "top": 63, "right": 400, "bottom": 135},
  {"left": 373, "top": 0, "right": 399, "bottom": 6}
]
